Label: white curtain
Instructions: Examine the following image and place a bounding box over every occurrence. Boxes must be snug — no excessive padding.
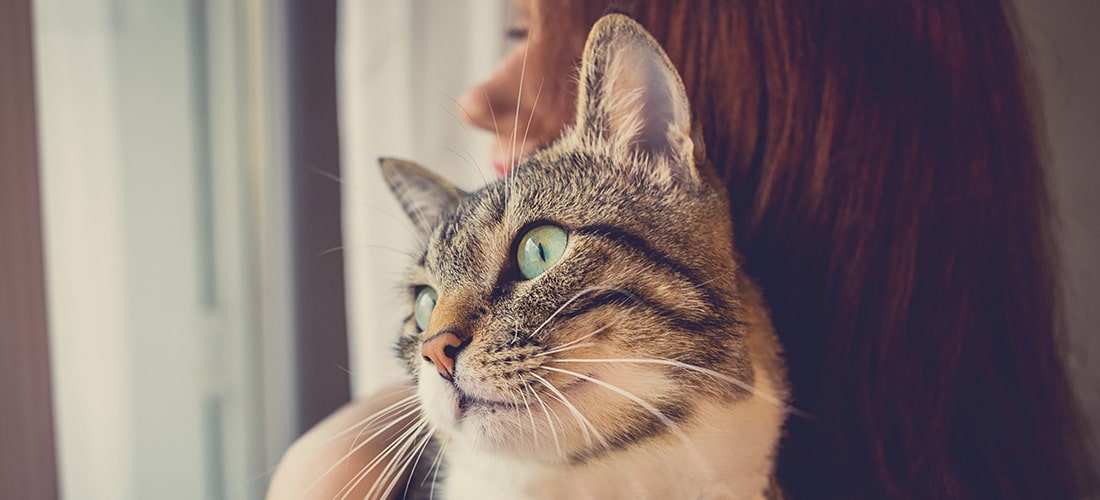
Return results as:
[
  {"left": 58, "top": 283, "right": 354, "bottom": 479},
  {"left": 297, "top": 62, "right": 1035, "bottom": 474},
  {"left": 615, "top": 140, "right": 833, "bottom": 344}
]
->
[{"left": 338, "top": 1, "right": 506, "bottom": 396}]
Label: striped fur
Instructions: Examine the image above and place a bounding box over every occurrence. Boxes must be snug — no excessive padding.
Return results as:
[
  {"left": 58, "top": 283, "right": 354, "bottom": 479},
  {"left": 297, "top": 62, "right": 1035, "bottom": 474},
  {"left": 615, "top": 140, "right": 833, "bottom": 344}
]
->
[{"left": 381, "top": 14, "right": 789, "bottom": 499}]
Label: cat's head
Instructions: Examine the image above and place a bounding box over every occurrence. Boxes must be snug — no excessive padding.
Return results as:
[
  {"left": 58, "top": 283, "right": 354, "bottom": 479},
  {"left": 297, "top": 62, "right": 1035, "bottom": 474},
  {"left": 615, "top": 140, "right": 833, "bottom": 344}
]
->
[{"left": 380, "top": 14, "right": 757, "bottom": 464}]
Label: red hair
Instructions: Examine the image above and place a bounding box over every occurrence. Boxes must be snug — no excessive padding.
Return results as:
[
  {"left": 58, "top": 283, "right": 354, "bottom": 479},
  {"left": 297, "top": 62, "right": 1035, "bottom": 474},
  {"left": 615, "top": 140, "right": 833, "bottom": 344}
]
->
[{"left": 536, "top": 1, "right": 1094, "bottom": 497}]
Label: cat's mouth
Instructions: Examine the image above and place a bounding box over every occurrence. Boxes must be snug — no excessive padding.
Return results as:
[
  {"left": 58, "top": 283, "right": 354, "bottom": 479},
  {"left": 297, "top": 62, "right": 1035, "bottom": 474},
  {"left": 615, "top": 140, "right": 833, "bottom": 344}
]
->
[
  {"left": 452, "top": 374, "right": 592, "bottom": 420},
  {"left": 457, "top": 393, "right": 517, "bottom": 413},
  {"left": 452, "top": 391, "right": 528, "bottom": 421}
]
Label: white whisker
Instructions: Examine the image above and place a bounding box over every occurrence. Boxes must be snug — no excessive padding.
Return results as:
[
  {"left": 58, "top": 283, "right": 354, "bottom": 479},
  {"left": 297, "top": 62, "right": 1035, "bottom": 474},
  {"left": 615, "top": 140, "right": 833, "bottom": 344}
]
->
[
  {"left": 530, "top": 373, "right": 611, "bottom": 452},
  {"left": 482, "top": 87, "right": 513, "bottom": 208},
  {"left": 440, "top": 144, "right": 489, "bottom": 187},
  {"left": 382, "top": 425, "right": 437, "bottom": 500},
  {"left": 529, "top": 285, "right": 644, "bottom": 340},
  {"left": 537, "top": 324, "right": 612, "bottom": 357},
  {"left": 334, "top": 182, "right": 430, "bottom": 250},
  {"left": 428, "top": 441, "right": 448, "bottom": 500},
  {"left": 317, "top": 243, "right": 420, "bottom": 259},
  {"left": 347, "top": 401, "right": 420, "bottom": 453},
  {"left": 319, "top": 392, "right": 417, "bottom": 443},
  {"left": 540, "top": 365, "right": 705, "bottom": 468},
  {"left": 364, "top": 424, "right": 424, "bottom": 500},
  {"left": 547, "top": 357, "right": 812, "bottom": 419},
  {"left": 516, "top": 386, "right": 540, "bottom": 448},
  {"left": 306, "top": 165, "right": 347, "bottom": 186},
  {"left": 537, "top": 341, "right": 598, "bottom": 357},
  {"left": 305, "top": 405, "right": 421, "bottom": 495},
  {"left": 508, "top": 36, "right": 531, "bottom": 176},
  {"left": 357, "top": 420, "right": 427, "bottom": 500},
  {"left": 441, "top": 92, "right": 497, "bottom": 186},
  {"left": 527, "top": 383, "right": 564, "bottom": 458},
  {"left": 515, "top": 78, "right": 545, "bottom": 170},
  {"left": 337, "top": 418, "right": 428, "bottom": 500}
]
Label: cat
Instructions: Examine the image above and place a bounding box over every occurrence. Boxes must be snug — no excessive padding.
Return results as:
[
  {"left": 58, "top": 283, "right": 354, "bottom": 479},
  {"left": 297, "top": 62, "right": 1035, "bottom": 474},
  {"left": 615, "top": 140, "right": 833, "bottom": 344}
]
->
[{"left": 376, "top": 13, "right": 789, "bottom": 500}]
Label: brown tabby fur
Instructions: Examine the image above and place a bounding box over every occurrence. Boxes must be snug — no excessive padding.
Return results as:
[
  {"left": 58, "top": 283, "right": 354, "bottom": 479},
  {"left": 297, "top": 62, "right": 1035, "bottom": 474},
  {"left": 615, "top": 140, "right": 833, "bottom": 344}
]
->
[{"left": 380, "top": 14, "right": 789, "bottom": 499}]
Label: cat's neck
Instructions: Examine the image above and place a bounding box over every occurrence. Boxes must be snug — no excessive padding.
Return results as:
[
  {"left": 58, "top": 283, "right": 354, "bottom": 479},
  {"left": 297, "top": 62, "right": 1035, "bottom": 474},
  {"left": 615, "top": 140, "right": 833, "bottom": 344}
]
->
[{"left": 440, "top": 363, "right": 785, "bottom": 500}]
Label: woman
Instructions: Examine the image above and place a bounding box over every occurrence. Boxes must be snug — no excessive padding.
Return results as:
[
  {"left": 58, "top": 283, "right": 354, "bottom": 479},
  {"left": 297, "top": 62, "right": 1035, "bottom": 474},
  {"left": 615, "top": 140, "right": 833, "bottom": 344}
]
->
[{"left": 271, "top": 1, "right": 1094, "bottom": 497}]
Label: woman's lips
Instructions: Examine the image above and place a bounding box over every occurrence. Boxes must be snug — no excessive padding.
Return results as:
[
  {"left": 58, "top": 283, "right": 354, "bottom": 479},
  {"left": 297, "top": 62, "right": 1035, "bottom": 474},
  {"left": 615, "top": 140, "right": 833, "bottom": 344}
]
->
[
  {"left": 493, "top": 157, "right": 511, "bottom": 177},
  {"left": 490, "top": 143, "right": 539, "bottom": 177}
]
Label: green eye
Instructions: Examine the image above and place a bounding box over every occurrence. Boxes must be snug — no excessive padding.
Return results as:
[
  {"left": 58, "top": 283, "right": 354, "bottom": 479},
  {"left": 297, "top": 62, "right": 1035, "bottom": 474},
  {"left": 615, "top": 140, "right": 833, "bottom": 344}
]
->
[
  {"left": 517, "top": 224, "right": 568, "bottom": 279},
  {"left": 414, "top": 287, "right": 437, "bottom": 331}
]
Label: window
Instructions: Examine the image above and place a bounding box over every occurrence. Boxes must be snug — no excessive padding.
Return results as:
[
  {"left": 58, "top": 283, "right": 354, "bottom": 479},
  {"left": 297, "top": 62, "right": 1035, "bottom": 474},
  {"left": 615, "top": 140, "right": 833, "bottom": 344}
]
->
[{"left": 31, "top": 0, "right": 347, "bottom": 498}]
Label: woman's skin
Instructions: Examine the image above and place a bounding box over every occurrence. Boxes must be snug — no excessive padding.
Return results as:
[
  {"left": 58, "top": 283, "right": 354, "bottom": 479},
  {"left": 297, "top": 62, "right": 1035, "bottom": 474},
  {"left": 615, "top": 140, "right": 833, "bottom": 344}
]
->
[
  {"left": 267, "top": 4, "right": 566, "bottom": 497},
  {"left": 457, "top": 0, "right": 570, "bottom": 176},
  {"left": 267, "top": 384, "right": 418, "bottom": 499}
]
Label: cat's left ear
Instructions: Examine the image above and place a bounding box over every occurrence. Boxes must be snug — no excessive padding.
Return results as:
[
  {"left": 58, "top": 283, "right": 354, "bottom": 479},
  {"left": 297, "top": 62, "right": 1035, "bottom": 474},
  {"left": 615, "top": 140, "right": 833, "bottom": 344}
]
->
[
  {"left": 574, "top": 14, "right": 700, "bottom": 185},
  {"left": 379, "top": 158, "right": 466, "bottom": 237}
]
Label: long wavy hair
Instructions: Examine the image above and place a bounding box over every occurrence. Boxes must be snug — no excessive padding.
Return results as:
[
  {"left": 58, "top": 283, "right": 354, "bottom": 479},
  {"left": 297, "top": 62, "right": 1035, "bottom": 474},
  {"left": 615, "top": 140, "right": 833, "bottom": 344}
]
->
[{"left": 529, "top": 0, "right": 1094, "bottom": 497}]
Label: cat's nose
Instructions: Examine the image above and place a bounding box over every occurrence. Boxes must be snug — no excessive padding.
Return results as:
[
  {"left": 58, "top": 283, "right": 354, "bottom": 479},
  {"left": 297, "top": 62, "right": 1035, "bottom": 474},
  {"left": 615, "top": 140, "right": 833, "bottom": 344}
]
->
[{"left": 421, "top": 331, "right": 467, "bottom": 381}]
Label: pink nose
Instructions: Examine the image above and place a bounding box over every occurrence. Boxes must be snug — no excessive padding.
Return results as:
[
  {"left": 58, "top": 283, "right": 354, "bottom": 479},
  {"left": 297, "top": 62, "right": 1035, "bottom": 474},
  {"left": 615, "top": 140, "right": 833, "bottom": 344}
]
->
[{"left": 421, "top": 331, "right": 465, "bottom": 381}]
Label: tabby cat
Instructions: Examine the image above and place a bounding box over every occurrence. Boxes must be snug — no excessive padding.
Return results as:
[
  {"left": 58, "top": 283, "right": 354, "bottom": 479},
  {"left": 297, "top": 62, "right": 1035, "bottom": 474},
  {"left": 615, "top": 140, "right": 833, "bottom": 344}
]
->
[{"left": 376, "top": 14, "right": 789, "bottom": 499}]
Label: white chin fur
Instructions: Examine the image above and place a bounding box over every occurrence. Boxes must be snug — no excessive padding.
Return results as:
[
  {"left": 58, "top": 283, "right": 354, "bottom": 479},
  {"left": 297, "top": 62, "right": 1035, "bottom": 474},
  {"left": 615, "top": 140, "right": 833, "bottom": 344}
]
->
[
  {"left": 417, "top": 368, "right": 460, "bottom": 435},
  {"left": 417, "top": 359, "right": 784, "bottom": 499},
  {"left": 420, "top": 361, "right": 676, "bottom": 464},
  {"left": 437, "top": 367, "right": 785, "bottom": 500}
]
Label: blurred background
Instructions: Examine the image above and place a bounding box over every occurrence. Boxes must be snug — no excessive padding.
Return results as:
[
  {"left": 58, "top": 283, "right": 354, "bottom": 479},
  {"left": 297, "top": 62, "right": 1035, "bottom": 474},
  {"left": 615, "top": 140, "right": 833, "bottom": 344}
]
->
[
  {"left": 18, "top": 1, "right": 503, "bottom": 498},
  {"left": 1, "top": 0, "right": 1097, "bottom": 499}
]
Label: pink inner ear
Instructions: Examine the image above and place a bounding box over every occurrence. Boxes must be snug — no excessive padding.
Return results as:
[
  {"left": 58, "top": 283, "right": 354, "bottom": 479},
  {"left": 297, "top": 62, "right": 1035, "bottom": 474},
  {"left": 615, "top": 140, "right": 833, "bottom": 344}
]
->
[
  {"left": 570, "top": 16, "right": 699, "bottom": 184},
  {"left": 600, "top": 39, "right": 692, "bottom": 163}
]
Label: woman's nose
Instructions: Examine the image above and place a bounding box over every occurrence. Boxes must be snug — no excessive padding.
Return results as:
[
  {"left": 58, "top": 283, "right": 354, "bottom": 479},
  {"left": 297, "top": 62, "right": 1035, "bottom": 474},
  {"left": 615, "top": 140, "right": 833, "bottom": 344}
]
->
[
  {"left": 457, "top": 43, "right": 527, "bottom": 133},
  {"left": 457, "top": 80, "right": 501, "bottom": 133}
]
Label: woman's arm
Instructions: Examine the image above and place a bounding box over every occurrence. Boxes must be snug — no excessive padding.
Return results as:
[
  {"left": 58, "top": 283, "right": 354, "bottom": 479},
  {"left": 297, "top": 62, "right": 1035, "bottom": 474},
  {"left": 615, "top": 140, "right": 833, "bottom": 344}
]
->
[{"left": 267, "top": 383, "right": 418, "bottom": 500}]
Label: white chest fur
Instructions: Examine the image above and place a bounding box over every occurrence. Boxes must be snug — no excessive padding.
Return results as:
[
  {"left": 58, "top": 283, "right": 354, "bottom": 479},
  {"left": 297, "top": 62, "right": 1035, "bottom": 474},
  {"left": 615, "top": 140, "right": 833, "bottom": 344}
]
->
[{"left": 439, "top": 373, "right": 785, "bottom": 500}]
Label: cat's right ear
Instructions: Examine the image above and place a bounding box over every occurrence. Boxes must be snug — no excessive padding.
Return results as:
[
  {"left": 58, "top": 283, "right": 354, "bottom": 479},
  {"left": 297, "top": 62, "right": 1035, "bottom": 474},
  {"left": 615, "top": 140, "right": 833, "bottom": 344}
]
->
[
  {"left": 379, "top": 158, "right": 465, "bottom": 237},
  {"left": 572, "top": 14, "right": 700, "bottom": 186}
]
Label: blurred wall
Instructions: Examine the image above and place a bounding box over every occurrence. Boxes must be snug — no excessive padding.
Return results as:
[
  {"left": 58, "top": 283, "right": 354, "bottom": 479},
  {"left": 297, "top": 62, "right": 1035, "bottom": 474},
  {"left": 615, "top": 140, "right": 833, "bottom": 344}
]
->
[
  {"left": 36, "top": 1, "right": 206, "bottom": 497},
  {"left": 36, "top": 1, "right": 268, "bottom": 498}
]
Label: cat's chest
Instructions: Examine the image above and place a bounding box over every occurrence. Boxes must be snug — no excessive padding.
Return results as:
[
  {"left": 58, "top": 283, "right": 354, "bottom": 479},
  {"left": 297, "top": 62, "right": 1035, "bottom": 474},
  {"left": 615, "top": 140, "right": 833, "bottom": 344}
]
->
[
  {"left": 434, "top": 397, "right": 782, "bottom": 500},
  {"left": 440, "top": 450, "right": 729, "bottom": 500}
]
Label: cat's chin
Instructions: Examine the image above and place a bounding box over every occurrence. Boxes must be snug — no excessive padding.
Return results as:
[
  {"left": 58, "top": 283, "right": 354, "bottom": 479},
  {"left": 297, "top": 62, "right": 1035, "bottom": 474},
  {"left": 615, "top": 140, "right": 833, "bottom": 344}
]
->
[
  {"left": 416, "top": 370, "right": 593, "bottom": 463},
  {"left": 451, "top": 406, "right": 576, "bottom": 463},
  {"left": 418, "top": 362, "right": 689, "bottom": 463},
  {"left": 418, "top": 373, "right": 527, "bottom": 425}
]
